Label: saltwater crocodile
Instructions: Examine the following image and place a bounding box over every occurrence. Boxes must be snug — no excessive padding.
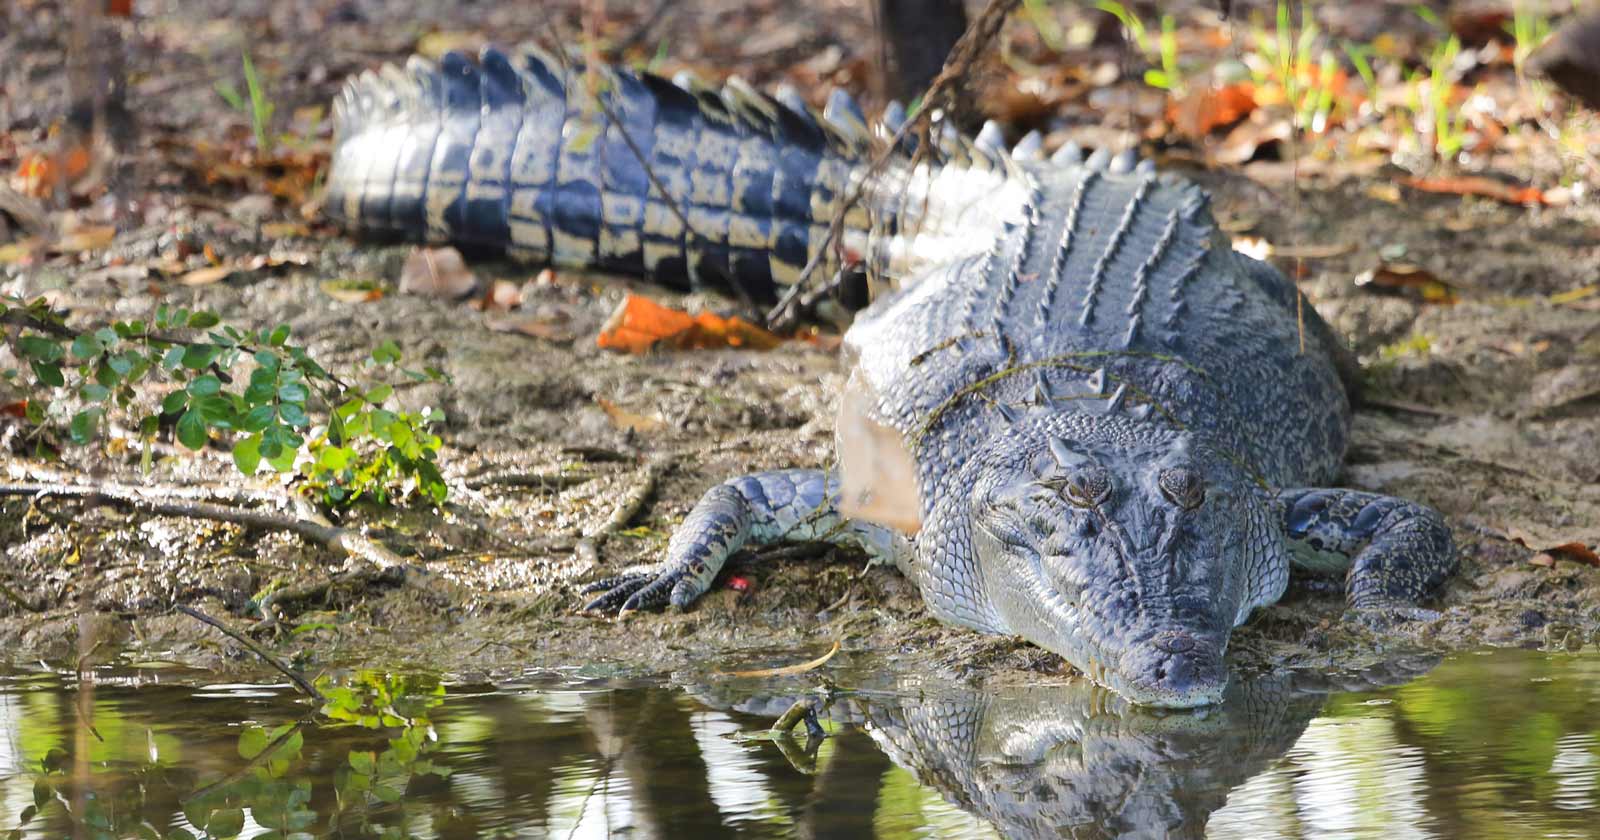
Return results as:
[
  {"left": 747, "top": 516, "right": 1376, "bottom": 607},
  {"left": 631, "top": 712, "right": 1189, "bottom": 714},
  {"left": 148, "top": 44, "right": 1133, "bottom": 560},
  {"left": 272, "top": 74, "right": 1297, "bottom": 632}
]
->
[
  {"left": 324, "top": 46, "right": 1458, "bottom": 708},
  {"left": 688, "top": 657, "right": 1435, "bottom": 839}
]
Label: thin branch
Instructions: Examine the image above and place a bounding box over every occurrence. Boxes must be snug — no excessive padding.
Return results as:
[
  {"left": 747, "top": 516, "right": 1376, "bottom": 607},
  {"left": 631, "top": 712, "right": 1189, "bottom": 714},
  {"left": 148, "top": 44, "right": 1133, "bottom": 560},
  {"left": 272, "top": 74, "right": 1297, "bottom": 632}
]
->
[
  {"left": 765, "top": 0, "right": 1022, "bottom": 330},
  {"left": 0, "top": 480, "right": 404, "bottom": 567},
  {"left": 184, "top": 720, "right": 310, "bottom": 802},
  {"left": 575, "top": 458, "right": 667, "bottom": 564},
  {"left": 176, "top": 605, "right": 325, "bottom": 702}
]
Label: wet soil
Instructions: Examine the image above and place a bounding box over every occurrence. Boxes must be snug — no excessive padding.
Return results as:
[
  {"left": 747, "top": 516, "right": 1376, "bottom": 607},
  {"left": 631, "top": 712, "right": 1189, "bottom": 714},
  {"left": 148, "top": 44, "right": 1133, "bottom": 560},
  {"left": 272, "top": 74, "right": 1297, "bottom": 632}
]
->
[{"left": 2, "top": 0, "right": 1598, "bottom": 686}]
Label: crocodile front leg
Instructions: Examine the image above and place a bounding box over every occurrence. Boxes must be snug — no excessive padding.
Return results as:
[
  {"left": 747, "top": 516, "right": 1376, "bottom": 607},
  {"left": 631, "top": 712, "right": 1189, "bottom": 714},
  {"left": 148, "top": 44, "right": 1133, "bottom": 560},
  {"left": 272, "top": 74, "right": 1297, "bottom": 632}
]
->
[
  {"left": 1277, "top": 488, "right": 1457, "bottom": 619},
  {"left": 581, "top": 469, "right": 910, "bottom": 614}
]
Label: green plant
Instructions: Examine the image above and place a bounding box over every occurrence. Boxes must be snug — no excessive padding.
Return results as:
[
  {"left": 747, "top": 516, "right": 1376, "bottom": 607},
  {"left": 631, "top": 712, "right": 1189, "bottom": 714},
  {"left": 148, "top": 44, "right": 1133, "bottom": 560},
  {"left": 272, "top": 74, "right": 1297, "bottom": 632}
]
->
[
  {"left": 1095, "top": 1, "right": 1184, "bottom": 93},
  {"left": 0, "top": 294, "right": 449, "bottom": 507},
  {"left": 1417, "top": 35, "right": 1470, "bottom": 160},
  {"left": 214, "top": 51, "right": 276, "bottom": 154},
  {"left": 1251, "top": 1, "right": 1350, "bottom": 134}
]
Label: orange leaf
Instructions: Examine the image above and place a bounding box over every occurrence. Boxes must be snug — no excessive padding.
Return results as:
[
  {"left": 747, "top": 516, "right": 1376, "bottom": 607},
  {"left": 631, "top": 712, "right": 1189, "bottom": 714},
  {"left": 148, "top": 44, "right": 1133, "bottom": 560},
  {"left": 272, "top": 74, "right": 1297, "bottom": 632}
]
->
[
  {"left": 1535, "top": 542, "right": 1600, "bottom": 567},
  {"left": 596, "top": 294, "right": 782, "bottom": 353},
  {"left": 1168, "top": 82, "right": 1257, "bottom": 139},
  {"left": 1400, "top": 175, "right": 1546, "bottom": 206}
]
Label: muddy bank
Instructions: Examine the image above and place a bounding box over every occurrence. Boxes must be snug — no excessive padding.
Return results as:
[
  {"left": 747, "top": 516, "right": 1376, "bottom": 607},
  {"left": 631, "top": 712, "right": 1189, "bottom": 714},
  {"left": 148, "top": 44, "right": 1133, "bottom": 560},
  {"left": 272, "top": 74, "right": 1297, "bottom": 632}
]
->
[{"left": 2, "top": 0, "right": 1599, "bottom": 686}]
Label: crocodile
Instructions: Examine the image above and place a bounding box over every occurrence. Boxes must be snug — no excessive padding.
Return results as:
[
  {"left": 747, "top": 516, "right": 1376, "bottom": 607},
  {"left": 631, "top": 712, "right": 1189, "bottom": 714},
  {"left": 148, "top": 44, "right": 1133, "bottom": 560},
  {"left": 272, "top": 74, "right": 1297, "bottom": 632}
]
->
[
  {"left": 325, "top": 45, "right": 1459, "bottom": 708},
  {"left": 684, "top": 656, "right": 1436, "bottom": 837}
]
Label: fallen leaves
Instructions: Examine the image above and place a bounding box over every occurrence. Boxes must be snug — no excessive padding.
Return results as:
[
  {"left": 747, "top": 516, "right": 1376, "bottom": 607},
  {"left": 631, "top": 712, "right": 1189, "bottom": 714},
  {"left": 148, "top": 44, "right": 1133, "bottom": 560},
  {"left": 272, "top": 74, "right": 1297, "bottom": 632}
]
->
[
  {"left": 399, "top": 247, "right": 478, "bottom": 299},
  {"left": 1354, "top": 263, "right": 1461, "bottom": 304},
  {"left": 1509, "top": 527, "right": 1600, "bottom": 568},
  {"left": 1399, "top": 174, "right": 1549, "bottom": 206},
  {"left": 596, "top": 397, "right": 665, "bottom": 433},
  {"left": 1168, "top": 82, "right": 1257, "bottom": 139},
  {"left": 596, "top": 294, "right": 783, "bottom": 354}
]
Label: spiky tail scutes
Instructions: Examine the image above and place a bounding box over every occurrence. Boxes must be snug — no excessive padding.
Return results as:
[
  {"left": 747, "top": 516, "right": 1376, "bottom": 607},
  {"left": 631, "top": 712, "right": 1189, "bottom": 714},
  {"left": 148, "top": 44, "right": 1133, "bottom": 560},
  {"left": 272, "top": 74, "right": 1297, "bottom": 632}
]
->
[{"left": 325, "top": 44, "right": 884, "bottom": 304}]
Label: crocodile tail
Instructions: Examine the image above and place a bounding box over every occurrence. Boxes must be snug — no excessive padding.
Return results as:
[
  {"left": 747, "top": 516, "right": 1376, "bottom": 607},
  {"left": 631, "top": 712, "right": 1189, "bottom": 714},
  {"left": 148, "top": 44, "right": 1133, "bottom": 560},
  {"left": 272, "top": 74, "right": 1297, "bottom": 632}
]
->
[{"left": 325, "top": 45, "right": 879, "bottom": 304}]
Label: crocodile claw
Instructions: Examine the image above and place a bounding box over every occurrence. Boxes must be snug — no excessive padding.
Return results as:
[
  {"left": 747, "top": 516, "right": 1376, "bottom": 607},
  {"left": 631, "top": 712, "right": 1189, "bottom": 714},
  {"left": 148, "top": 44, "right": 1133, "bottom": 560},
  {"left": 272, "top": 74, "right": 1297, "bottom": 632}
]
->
[{"left": 580, "top": 570, "right": 677, "bottom": 614}]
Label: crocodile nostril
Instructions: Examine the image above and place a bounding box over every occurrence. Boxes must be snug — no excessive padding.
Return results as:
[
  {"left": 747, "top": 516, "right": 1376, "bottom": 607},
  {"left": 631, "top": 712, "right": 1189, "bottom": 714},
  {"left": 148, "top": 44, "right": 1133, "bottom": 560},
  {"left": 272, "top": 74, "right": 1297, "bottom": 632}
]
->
[{"left": 1151, "top": 631, "right": 1195, "bottom": 654}]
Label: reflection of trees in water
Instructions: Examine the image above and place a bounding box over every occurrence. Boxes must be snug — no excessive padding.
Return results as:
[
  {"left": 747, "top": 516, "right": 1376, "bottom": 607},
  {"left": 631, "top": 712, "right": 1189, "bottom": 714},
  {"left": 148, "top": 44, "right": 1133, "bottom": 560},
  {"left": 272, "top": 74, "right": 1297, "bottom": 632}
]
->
[{"left": 8, "top": 652, "right": 1600, "bottom": 837}]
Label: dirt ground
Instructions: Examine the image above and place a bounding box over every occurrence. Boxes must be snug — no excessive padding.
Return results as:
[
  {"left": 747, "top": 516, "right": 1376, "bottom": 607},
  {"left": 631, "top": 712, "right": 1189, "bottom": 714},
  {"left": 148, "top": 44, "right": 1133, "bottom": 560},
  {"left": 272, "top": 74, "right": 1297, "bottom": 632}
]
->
[{"left": 1, "top": 0, "right": 1598, "bottom": 686}]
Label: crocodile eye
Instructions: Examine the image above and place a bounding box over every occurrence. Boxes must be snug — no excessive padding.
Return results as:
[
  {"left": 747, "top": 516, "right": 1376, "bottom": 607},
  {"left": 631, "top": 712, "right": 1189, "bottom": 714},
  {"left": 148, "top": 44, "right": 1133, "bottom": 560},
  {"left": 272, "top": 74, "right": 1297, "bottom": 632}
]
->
[
  {"left": 1159, "top": 467, "right": 1205, "bottom": 510},
  {"left": 1062, "top": 467, "right": 1112, "bottom": 508}
]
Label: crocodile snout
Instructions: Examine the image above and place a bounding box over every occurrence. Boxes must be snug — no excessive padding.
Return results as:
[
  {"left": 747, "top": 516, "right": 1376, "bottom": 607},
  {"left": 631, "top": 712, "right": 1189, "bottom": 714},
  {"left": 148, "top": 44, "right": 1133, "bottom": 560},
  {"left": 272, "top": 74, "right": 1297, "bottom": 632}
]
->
[{"left": 1114, "top": 632, "right": 1228, "bottom": 708}]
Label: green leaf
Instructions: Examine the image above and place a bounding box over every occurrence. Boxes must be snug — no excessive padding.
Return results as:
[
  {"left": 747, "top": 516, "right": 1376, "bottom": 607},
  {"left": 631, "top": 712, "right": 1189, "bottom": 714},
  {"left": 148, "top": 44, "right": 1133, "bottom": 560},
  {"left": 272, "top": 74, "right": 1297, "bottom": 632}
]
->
[
  {"left": 278, "top": 402, "right": 309, "bottom": 427},
  {"left": 364, "top": 383, "right": 393, "bottom": 403},
  {"left": 371, "top": 339, "right": 401, "bottom": 365},
  {"left": 238, "top": 726, "right": 269, "bottom": 759},
  {"left": 176, "top": 409, "right": 208, "bottom": 450},
  {"left": 186, "top": 310, "right": 221, "bottom": 329},
  {"left": 33, "top": 778, "right": 51, "bottom": 809},
  {"left": 241, "top": 403, "right": 276, "bottom": 433},
  {"left": 17, "top": 335, "right": 63, "bottom": 362},
  {"left": 277, "top": 382, "right": 308, "bottom": 403},
  {"left": 161, "top": 391, "right": 189, "bottom": 414},
  {"left": 205, "top": 808, "right": 245, "bottom": 838},
  {"left": 30, "top": 360, "right": 64, "bottom": 387},
  {"left": 348, "top": 751, "right": 375, "bottom": 775},
  {"left": 107, "top": 353, "right": 134, "bottom": 376},
  {"left": 82, "top": 383, "right": 111, "bottom": 402},
  {"left": 233, "top": 434, "right": 262, "bottom": 474},
  {"left": 69, "top": 410, "right": 99, "bottom": 444},
  {"left": 161, "top": 345, "right": 186, "bottom": 370},
  {"left": 269, "top": 324, "right": 291, "bottom": 346},
  {"left": 187, "top": 374, "right": 222, "bottom": 397},
  {"left": 71, "top": 334, "right": 101, "bottom": 358},
  {"left": 181, "top": 344, "right": 221, "bottom": 370}
]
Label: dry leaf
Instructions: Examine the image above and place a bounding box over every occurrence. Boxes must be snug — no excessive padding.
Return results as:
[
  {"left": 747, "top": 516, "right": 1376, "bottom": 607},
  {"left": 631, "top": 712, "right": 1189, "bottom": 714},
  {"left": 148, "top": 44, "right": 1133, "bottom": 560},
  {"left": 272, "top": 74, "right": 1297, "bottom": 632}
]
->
[
  {"left": 486, "top": 313, "right": 577, "bottom": 342},
  {"left": 399, "top": 246, "right": 478, "bottom": 299},
  {"left": 596, "top": 396, "right": 665, "bottom": 433},
  {"left": 320, "top": 278, "right": 386, "bottom": 303},
  {"left": 1531, "top": 543, "right": 1600, "bottom": 567},
  {"left": 596, "top": 293, "right": 783, "bottom": 354},
  {"left": 54, "top": 225, "right": 116, "bottom": 253},
  {"left": 1168, "top": 82, "right": 1257, "bottom": 139},
  {"left": 1400, "top": 175, "right": 1546, "bottom": 206},
  {"left": 178, "top": 264, "right": 235, "bottom": 286},
  {"left": 721, "top": 640, "right": 841, "bottom": 677},
  {"left": 1354, "top": 263, "right": 1460, "bottom": 304}
]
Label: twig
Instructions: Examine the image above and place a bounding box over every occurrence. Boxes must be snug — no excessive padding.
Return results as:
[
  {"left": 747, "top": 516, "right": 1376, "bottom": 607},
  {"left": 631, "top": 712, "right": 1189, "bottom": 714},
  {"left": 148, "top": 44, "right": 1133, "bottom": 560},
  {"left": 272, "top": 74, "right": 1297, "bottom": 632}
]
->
[
  {"left": 765, "top": 0, "right": 1022, "bottom": 330},
  {"left": 0, "top": 480, "right": 404, "bottom": 568},
  {"left": 462, "top": 470, "right": 599, "bottom": 491},
  {"left": 250, "top": 565, "right": 404, "bottom": 630},
  {"left": 722, "top": 640, "right": 842, "bottom": 677},
  {"left": 575, "top": 458, "right": 667, "bottom": 564},
  {"left": 176, "top": 605, "right": 324, "bottom": 702},
  {"left": 184, "top": 720, "right": 310, "bottom": 802}
]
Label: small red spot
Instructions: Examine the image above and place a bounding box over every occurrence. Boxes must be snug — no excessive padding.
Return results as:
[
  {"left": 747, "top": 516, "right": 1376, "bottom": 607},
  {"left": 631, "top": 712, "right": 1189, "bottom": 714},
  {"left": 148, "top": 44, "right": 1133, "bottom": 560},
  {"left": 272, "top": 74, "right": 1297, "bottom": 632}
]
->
[{"left": 724, "top": 575, "right": 753, "bottom": 593}]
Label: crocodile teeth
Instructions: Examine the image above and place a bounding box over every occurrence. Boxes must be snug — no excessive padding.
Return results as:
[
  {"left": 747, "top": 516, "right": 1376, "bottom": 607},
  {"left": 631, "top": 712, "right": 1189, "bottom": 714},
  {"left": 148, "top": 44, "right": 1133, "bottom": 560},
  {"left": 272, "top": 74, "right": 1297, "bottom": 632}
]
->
[
  {"left": 975, "top": 120, "right": 1006, "bottom": 153},
  {"left": 1012, "top": 130, "right": 1043, "bottom": 161},
  {"left": 1135, "top": 157, "right": 1157, "bottom": 176},
  {"left": 1085, "top": 148, "right": 1111, "bottom": 171},
  {"left": 995, "top": 402, "right": 1023, "bottom": 424},
  {"left": 1110, "top": 149, "right": 1138, "bottom": 174},
  {"left": 1051, "top": 140, "right": 1083, "bottom": 166},
  {"left": 1033, "top": 370, "right": 1054, "bottom": 404},
  {"left": 1129, "top": 403, "right": 1154, "bottom": 421}
]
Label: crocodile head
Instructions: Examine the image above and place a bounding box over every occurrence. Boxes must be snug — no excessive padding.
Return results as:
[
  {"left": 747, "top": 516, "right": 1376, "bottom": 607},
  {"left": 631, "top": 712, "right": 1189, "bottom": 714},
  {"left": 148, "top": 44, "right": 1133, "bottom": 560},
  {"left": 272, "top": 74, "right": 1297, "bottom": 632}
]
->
[{"left": 964, "top": 414, "right": 1286, "bottom": 708}]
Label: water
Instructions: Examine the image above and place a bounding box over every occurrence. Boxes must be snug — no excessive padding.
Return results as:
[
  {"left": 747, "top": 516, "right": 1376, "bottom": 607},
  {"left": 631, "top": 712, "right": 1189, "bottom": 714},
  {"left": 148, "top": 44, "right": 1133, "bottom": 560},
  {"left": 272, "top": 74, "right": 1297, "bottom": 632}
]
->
[{"left": 1, "top": 648, "right": 1597, "bottom": 838}]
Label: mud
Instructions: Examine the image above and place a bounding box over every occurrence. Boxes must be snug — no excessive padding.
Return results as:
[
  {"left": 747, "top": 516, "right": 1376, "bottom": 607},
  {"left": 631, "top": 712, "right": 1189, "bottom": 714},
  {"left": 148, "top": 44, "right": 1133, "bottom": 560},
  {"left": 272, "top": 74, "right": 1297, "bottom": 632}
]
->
[{"left": 2, "top": 0, "right": 1598, "bottom": 687}]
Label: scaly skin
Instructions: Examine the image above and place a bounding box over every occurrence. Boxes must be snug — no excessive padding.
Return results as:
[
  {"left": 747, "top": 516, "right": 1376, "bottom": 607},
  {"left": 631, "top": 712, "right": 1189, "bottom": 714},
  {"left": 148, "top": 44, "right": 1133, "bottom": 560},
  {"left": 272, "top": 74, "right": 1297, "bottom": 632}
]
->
[
  {"left": 685, "top": 656, "right": 1437, "bottom": 839},
  {"left": 327, "top": 47, "right": 1459, "bottom": 708}
]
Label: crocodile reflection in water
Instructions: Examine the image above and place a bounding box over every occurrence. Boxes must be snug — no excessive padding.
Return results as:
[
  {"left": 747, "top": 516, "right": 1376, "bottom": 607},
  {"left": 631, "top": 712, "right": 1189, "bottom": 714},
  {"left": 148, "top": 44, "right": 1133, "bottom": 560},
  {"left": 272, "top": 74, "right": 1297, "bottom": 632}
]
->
[{"left": 700, "top": 658, "right": 1437, "bottom": 838}]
